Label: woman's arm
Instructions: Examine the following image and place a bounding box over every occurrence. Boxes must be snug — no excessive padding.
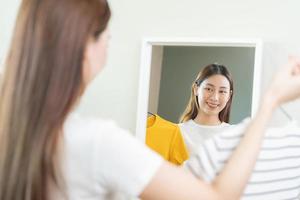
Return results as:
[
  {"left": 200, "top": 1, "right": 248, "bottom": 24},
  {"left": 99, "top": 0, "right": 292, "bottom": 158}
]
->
[{"left": 140, "top": 57, "right": 300, "bottom": 200}]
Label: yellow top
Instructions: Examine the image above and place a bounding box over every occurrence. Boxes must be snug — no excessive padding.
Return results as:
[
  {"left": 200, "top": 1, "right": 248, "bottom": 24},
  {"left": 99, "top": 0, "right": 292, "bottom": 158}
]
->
[{"left": 146, "top": 115, "right": 189, "bottom": 165}]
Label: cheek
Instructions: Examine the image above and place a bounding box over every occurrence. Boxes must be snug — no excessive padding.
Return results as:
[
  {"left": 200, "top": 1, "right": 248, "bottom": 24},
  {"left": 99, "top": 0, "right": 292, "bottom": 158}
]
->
[
  {"left": 90, "top": 46, "right": 105, "bottom": 74},
  {"left": 200, "top": 92, "right": 211, "bottom": 104},
  {"left": 197, "top": 93, "right": 206, "bottom": 104},
  {"left": 220, "top": 96, "right": 230, "bottom": 107}
]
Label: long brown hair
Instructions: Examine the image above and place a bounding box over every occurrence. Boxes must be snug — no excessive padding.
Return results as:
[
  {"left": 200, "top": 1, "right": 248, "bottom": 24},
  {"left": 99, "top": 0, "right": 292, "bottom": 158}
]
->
[
  {"left": 0, "top": 0, "right": 110, "bottom": 199},
  {"left": 180, "top": 64, "right": 234, "bottom": 123}
]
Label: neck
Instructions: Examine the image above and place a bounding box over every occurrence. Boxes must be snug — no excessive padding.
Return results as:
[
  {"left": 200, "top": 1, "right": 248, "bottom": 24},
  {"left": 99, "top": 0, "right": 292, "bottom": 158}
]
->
[{"left": 193, "top": 113, "right": 221, "bottom": 126}]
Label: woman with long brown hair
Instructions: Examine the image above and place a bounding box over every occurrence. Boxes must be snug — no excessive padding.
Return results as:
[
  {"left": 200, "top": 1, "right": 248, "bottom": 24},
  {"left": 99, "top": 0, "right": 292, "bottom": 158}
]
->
[
  {"left": 1, "top": 0, "right": 300, "bottom": 199},
  {"left": 179, "top": 64, "right": 235, "bottom": 155}
]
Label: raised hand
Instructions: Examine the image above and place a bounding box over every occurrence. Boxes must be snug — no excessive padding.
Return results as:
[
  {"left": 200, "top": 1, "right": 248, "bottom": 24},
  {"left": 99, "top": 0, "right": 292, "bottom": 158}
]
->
[{"left": 266, "top": 56, "right": 300, "bottom": 107}]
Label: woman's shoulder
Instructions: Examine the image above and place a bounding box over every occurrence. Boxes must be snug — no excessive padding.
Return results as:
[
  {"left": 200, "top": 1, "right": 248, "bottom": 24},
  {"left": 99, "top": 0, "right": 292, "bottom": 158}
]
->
[
  {"left": 217, "top": 118, "right": 251, "bottom": 138},
  {"left": 65, "top": 113, "right": 119, "bottom": 133},
  {"left": 62, "top": 113, "right": 163, "bottom": 197},
  {"left": 63, "top": 113, "right": 131, "bottom": 147},
  {"left": 221, "top": 122, "right": 232, "bottom": 127},
  {"left": 178, "top": 119, "right": 194, "bottom": 127},
  {"left": 180, "top": 119, "right": 230, "bottom": 130}
]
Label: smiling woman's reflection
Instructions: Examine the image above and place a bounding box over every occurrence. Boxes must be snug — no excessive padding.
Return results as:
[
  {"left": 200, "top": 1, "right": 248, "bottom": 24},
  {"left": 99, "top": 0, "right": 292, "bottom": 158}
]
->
[{"left": 179, "top": 64, "right": 234, "bottom": 155}]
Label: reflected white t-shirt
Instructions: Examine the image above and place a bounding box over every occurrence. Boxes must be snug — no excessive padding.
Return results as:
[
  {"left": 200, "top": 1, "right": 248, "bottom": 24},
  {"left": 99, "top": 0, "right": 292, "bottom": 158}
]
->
[
  {"left": 61, "top": 114, "right": 163, "bottom": 200},
  {"left": 179, "top": 120, "right": 231, "bottom": 156}
]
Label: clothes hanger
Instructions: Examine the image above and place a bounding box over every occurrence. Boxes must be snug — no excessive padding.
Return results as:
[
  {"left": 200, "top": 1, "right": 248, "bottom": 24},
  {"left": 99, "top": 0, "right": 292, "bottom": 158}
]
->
[
  {"left": 279, "top": 106, "right": 293, "bottom": 121},
  {"left": 264, "top": 106, "right": 300, "bottom": 138},
  {"left": 279, "top": 106, "right": 298, "bottom": 127},
  {"left": 147, "top": 111, "right": 155, "bottom": 117}
]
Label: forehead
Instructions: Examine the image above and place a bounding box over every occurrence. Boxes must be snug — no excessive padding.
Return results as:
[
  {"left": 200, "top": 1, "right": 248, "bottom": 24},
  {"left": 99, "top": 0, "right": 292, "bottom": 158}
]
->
[{"left": 202, "top": 74, "right": 230, "bottom": 88}]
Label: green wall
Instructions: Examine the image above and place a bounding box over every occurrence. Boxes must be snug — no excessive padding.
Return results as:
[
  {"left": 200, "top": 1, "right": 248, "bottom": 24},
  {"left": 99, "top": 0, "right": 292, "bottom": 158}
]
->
[{"left": 157, "top": 46, "right": 255, "bottom": 124}]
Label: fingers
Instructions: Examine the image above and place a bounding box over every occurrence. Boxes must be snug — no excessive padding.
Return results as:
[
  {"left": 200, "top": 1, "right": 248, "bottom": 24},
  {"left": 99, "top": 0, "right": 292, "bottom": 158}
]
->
[
  {"left": 288, "top": 56, "right": 300, "bottom": 75},
  {"left": 289, "top": 56, "right": 300, "bottom": 91},
  {"left": 292, "top": 62, "right": 300, "bottom": 76}
]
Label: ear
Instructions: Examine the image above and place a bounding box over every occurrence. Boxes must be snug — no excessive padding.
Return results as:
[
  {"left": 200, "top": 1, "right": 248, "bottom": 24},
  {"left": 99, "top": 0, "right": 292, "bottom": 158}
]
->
[
  {"left": 193, "top": 85, "right": 199, "bottom": 96},
  {"left": 82, "top": 41, "right": 94, "bottom": 83},
  {"left": 226, "top": 90, "right": 233, "bottom": 102},
  {"left": 84, "top": 40, "right": 93, "bottom": 65},
  {"left": 230, "top": 90, "right": 233, "bottom": 99}
]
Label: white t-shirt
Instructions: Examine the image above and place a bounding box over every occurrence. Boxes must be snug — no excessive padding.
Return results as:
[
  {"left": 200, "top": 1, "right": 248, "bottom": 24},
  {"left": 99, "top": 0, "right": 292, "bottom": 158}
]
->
[
  {"left": 179, "top": 120, "right": 231, "bottom": 156},
  {"left": 60, "top": 114, "right": 163, "bottom": 200},
  {"left": 185, "top": 119, "right": 300, "bottom": 200}
]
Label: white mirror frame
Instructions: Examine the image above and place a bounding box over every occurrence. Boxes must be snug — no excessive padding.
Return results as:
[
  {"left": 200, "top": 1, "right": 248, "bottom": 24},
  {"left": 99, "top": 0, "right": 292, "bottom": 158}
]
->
[{"left": 136, "top": 37, "right": 263, "bottom": 141}]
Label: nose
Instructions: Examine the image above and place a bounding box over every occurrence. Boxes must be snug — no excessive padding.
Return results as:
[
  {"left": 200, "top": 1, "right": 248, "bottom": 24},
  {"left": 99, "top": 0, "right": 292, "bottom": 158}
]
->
[{"left": 209, "top": 90, "right": 219, "bottom": 101}]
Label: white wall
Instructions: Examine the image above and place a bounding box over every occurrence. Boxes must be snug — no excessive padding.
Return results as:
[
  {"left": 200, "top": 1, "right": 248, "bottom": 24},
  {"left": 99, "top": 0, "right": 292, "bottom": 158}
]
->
[
  {"left": 148, "top": 46, "right": 163, "bottom": 114},
  {"left": 1, "top": 0, "right": 300, "bottom": 132},
  {"left": 0, "top": 0, "right": 21, "bottom": 71}
]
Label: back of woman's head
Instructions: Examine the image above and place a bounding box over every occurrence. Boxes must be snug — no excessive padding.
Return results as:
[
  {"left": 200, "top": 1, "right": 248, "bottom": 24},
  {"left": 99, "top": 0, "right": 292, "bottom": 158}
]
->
[
  {"left": 0, "top": 0, "right": 110, "bottom": 199},
  {"left": 180, "top": 64, "right": 234, "bottom": 123}
]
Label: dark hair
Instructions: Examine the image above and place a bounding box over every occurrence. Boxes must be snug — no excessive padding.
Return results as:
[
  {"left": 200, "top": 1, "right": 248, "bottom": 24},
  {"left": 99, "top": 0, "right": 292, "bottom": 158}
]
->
[
  {"left": 180, "top": 64, "right": 234, "bottom": 123},
  {"left": 0, "top": 0, "right": 110, "bottom": 199}
]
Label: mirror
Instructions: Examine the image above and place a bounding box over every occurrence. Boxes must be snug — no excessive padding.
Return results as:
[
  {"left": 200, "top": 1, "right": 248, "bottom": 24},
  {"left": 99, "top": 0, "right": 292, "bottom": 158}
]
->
[{"left": 136, "top": 38, "right": 263, "bottom": 142}]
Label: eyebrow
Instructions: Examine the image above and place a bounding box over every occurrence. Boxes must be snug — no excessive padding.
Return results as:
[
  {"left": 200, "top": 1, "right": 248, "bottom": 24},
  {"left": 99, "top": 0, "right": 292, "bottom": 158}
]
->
[{"left": 205, "top": 83, "right": 229, "bottom": 89}]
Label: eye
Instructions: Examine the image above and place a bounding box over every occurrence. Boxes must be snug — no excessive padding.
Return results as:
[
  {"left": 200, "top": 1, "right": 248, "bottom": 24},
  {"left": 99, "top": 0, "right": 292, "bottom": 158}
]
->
[
  {"left": 219, "top": 90, "right": 228, "bottom": 94},
  {"left": 204, "top": 87, "right": 213, "bottom": 92}
]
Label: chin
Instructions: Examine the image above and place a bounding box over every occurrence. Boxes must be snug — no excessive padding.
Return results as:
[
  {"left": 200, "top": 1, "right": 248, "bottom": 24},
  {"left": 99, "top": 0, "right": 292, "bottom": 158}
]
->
[{"left": 204, "top": 110, "right": 220, "bottom": 116}]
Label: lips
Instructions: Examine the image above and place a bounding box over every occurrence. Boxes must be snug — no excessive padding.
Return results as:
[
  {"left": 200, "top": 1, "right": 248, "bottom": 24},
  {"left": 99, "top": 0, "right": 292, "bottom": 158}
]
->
[{"left": 206, "top": 102, "right": 219, "bottom": 108}]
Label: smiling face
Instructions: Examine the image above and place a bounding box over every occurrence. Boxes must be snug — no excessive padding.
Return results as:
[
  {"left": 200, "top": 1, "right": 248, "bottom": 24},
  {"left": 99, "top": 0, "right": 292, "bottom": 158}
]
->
[{"left": 195, "top": 74, "right": 231, "bottom": 117}]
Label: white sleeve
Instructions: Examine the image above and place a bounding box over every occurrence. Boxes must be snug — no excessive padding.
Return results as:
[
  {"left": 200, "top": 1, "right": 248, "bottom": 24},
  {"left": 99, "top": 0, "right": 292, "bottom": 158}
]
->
[
  {"left": 91, "top": 120, "right": 163, "bottom": 197},
  {"left": 185, "top": 118, "right": 250, "bottom": 182}
]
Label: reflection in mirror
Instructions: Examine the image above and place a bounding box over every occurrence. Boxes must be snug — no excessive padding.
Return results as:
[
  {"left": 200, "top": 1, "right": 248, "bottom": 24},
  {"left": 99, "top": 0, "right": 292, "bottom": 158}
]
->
[
  {"left": 178, "top": 63, "right": 235, "bottom": 155},
  {"left": 137, "top": 39, "right": 263, "bottom": 165},
  {"left": 151, "top": 46, "right": 255, "bottom": 124}
]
